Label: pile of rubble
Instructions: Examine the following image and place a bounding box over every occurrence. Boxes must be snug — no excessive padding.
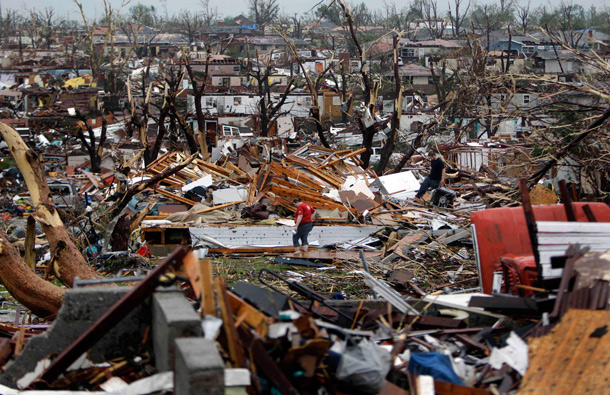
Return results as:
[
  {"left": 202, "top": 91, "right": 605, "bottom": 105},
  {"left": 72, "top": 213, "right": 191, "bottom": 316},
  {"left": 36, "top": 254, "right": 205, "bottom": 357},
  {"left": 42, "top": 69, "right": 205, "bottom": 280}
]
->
[{"left": 1, "top": 137, "right": 609, "bottom": 394}]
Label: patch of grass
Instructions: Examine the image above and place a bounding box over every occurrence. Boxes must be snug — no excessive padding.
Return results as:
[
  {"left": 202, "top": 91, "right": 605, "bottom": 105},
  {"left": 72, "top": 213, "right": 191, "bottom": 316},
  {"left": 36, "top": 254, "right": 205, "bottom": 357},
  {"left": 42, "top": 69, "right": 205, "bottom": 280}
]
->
[
  {"left": 210, "top": 256, "right": 372, "bottom": 299},
  {"left": 0, "top": 158, "right": 15, "bottom": 170}
]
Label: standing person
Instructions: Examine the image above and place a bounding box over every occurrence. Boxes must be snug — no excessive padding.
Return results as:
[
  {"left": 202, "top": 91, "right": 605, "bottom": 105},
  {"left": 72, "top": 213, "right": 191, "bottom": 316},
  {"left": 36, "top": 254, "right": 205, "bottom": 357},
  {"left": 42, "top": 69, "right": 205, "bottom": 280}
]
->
[
  {"left": 293, "top": 198, "right": 316, "bottom": 253},
  {"left": 414, "top": 150, "right": 446, "bottom": 203}
]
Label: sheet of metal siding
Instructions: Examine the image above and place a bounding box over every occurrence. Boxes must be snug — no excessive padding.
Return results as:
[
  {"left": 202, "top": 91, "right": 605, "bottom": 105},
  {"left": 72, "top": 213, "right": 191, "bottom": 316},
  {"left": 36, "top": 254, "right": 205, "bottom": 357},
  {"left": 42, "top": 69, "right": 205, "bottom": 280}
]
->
[{"left": 189, "top": 226, "right": 383, "bottom": 248}]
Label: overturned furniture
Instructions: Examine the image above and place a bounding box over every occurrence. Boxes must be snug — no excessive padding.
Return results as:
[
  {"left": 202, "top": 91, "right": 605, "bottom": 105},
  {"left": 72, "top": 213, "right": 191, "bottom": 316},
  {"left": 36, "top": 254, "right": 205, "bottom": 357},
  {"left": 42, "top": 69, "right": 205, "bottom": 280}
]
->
[{"left": 471, "top": 201, "right": 610, "bottom": 295}]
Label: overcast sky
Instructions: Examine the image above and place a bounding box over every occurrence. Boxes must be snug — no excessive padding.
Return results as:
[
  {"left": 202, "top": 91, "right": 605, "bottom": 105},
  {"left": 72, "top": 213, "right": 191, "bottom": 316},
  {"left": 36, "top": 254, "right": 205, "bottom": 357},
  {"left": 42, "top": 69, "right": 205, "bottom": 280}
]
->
[{"left": 6, "top": 0, "right": 608, "bottom": 21}]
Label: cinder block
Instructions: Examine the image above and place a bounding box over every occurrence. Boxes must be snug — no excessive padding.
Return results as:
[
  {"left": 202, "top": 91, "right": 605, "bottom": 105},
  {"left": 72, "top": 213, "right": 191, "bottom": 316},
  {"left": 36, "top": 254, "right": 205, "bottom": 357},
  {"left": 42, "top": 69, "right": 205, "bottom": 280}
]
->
[
  {"left": 174, "top": 338, "right": 224, "bottom": 395},
  {"left": 0, "top": 287, "right": 150, "bottom": 388},
  {"left": 152, "top": 290, "right": 203, "bottom": 372}
]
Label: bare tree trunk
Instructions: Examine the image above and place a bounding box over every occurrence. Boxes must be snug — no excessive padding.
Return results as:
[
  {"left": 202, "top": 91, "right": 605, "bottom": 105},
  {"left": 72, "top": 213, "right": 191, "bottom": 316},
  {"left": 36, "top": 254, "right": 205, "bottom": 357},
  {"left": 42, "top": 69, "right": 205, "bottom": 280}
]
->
[
  {"left": 107, "top": 154, "right": 197, "bottom": 251},
  {"left": 0, "top": 123, "right": 102, "bottom": 288},
  {"left": 376, "top": 35, "right": 402, "bottom": 175},
  {"left": 528, "top": 106, "right": 610, "bottom": 185},
  {"left": 278, "top": 30, "right": 330, "bottom": 147},
  {"left": 391, "top": 131, "right": 424, "bottom": 174},
  {"left": 183, "top": 48, "right": 210, "bottom": 159},
  {"left": 336, "top": 0, "right": 380, "bottom": 167},
  {"left": 0, "top": 232, "right": 64, "bottom": 318}
]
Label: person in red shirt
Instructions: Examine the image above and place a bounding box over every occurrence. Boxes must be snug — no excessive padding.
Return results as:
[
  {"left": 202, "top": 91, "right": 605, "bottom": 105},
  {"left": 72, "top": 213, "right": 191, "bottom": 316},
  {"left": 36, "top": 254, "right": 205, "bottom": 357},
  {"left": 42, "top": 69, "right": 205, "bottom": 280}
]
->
[{"left": 293, "top": 198, "right": 316, "bottom": 253}]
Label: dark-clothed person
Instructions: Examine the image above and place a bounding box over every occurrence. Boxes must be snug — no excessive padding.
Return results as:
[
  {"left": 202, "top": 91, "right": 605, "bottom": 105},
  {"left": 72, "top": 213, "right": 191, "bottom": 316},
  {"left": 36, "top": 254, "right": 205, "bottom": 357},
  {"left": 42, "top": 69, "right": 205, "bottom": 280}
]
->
[{"left": 415, "top": 151, "right": 446, "bottom": 200}]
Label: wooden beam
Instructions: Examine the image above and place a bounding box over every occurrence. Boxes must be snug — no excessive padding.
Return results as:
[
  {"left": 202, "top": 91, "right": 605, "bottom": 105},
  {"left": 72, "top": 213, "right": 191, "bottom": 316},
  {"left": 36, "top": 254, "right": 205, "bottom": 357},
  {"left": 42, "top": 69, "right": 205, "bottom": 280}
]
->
[
  {"left": 224, "top": 162, "right": 246, "bottom": 176},
  {"left": 318, "top": 147, "right": 367, "bottom": 169},
  {"left": 227, "top": 291, "right": 269, "bottom": 337},
  {"left": 215, "top": 277, "right": 246, "bottom": 368},
  {"left": 154, "top": 188, "right": 197, "bottom": 206},
  {"left": 195, "top": 200, "right": 245, "bottom": 214},
  {"left": 245, "top": 169, "right": 261, "bottom": 206},
  {"left": 199, "top": 258, "right": 215, "bottom": 316}
]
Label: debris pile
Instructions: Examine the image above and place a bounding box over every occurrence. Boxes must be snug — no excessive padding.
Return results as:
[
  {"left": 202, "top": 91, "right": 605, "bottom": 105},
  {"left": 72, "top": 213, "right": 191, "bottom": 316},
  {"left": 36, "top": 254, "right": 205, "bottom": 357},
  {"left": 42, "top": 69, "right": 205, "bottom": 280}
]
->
[{"left": 1, "top": 137, "right": 609, "bottom": 395}]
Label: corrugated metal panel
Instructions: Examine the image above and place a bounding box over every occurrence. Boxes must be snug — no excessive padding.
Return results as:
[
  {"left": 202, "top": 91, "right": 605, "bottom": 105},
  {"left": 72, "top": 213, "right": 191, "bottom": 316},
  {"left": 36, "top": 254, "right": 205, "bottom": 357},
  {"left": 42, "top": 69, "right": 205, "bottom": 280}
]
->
[{"left": 189, "top": 226, "right": 383, "bottom": 248}]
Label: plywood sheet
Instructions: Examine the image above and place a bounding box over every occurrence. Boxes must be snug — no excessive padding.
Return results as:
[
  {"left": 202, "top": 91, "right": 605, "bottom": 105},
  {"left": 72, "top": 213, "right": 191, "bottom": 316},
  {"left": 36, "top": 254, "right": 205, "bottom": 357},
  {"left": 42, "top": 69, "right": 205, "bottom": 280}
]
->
[{"left": 519, "top": 309, "right": 610, "bottom": 394}]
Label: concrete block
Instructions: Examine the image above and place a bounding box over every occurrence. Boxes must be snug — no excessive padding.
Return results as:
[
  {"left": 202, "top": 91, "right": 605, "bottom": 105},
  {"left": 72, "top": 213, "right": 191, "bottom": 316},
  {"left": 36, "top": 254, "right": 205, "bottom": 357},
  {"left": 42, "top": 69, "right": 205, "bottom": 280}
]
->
[
  {"left": 174, "top": 338, "right": 224, "bottom": 395},
  {"left": 152, "top": 290, "right": 202, "bottom": 372},
  {"left": 0, "top": 287, "right": 150, "bottom": 387}
]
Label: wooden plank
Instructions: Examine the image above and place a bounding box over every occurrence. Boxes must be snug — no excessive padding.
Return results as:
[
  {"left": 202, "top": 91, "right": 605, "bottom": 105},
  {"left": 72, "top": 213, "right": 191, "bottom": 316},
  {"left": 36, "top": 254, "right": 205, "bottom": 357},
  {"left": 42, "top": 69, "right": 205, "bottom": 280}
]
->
[
  {"left": 285, "top": 154, "right": 316, "bottom": 168},
  {"left": 226, "top": 291, "right": 269, "bottom": 337},
  {"left": 208, "top": 247, "right": 299, "bottom": 254},
  {"left": 181, "top": 254, "right": 215, "bottom": 316},
  {"left": 192, "top": 159, "right": 233, "bottom": 177},
  {"left": 318, "top": 147, "right": 367, "bottom": 169},
  {"left": 14, "top": 326, "right": 26, "bottom": 356},
  {"left": 269, "top": 161, "right": 325, "bottom": 190},
  {"left": 81, "top": 170, "right": 103, "bottom": 188},
  {"left": 200, "top": 258, "right": 215, "bottom": 315},
  {"left": 305, "top": 166, "right": 343, "bottom": 188},
  {"left": 558, "top": 179, "right": 576, "bottom": 221},
  {"left": 537, "top": 222, "right": 610, "bottom": 233},
  {"left": 144, "top": 215, "right": 170, "bottom": 220},
  {"left": 269, "top": 184, "right": 338, "bottom": 205},
  {"left": 224, "top": 162, "right": 246, "bottom": 176},
  {"left": 195, "top": 200, "right": 245, "bottom": 214},
  {"left": 270, "top": 192, "right": 351, "bottom": 213},
  {"left": 239, "top": 329, "right": 300, "bottom": 395},
  {"left": 538, "top": 235, "right": 610, "bottom": 244},
  {"left": 583, "top": 204, "right": 598, "bottom": 222},
  {"left": 259, "top": 163, "right": 272, "bottom": 191},
  {"left": 270, "top": 178, "right": 321, "bottom": 193},
  {"left": 154, "top": 188, "right": 197, "bottom": 206},
  {"left": 434, "top": 380, "right": 491, "bottom": 395},
  {"left": 317, "top": 152, "right": 336, "bottom": 168},
  {"left": 215, "top": 277, "right": 246, "bottom": 368}
]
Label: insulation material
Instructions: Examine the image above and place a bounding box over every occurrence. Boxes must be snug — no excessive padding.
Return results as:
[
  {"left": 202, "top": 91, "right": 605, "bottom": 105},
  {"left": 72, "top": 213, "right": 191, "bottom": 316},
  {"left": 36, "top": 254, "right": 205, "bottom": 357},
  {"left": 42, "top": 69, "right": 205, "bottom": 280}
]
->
[
  {"left": 212, "top": 188, "right": 248, "bottom": 205},
  {"left": 369, "top": 171, "right": 420, "bottom": 201},
  {"left": 182, "top": 174, "right": 213, "bottom": 192}
]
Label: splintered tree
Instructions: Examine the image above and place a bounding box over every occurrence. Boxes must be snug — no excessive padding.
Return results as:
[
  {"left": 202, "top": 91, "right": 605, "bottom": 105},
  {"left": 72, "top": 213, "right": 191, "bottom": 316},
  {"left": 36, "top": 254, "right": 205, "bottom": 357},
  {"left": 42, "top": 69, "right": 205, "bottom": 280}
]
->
[
  {"left": 70, "top": 109, "right": 108, "bottom": 173},
  {"left": 200, "top": 0, "right": 218, "bottom": 28},
  {"left": 336, "top": 0, "right": 380, "bottom": 168},
  {"left": 278, "top": 27, "right": 331, "bottom": 147},
  {"left": 182, "top": 48, "right": 211, "bottom": 157},
  {"left": 174, "top": 10, "right": 203, "bottom": 44},
  {"left": 515, "top": 33, "right": 610, "bottom": 196},
  {"left": 470, "top": 4, "right": 510, "bottom": 51},
  {"left": 448, "top": 0, "right": 470, "bottom": 38},
  {"left": 0, "top": 124, "right": 104, "bottom": 317},
  {"left": 146, "top": 66, "right": 186, "bottom": 166},
  {"left": 516, "top": 0, "right": 532, "bottom": 33},
  {"left": 106, "top": 153, "right": 197, "bottom": 251},
  {"left": 246, "top": 57, "right": 296, "bottom": 138},
  {"left": 29, "top": 7, "right": 64, "bottom": 49},
  {"left": 375, "top": 33, "right": 402, "bottom": 175},
  {"left": 0, "top": 9, "right": 19, "bottom": 46},
  {"left": 127, "top": 61, "right": 198, "bottom": 167},
  {"left": 413, "top": 0, "right": 446, "bottom": 39},
  {"left": 248, "top": 0, "right": 280, "bottom": 27},
  {"left": 74, "top": 0, "right": 138, "bottom": 93}
]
